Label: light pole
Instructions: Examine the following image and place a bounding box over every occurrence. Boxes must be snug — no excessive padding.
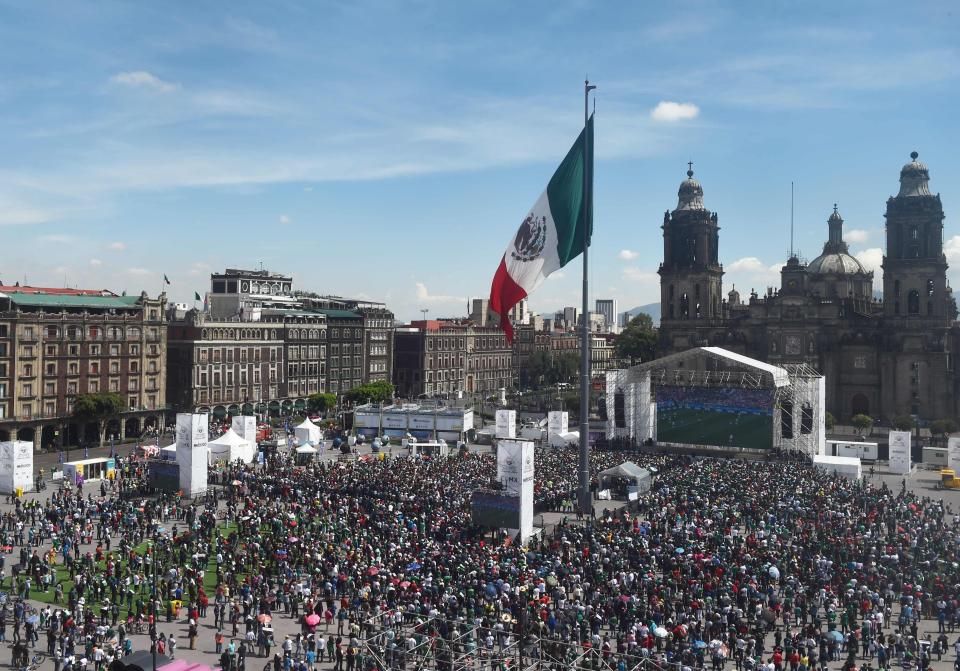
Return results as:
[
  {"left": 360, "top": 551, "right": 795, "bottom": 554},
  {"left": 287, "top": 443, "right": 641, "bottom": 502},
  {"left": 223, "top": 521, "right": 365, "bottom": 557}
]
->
[
  {"left": 149, "top": 539, "right": 157, "bottom": 671},
  {"left": 419, "top": 308, "right": 429, "bottom": 323}
]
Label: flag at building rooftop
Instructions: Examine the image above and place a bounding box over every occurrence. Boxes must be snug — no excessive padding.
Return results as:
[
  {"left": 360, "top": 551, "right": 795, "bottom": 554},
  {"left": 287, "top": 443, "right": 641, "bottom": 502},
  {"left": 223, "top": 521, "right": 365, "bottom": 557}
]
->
[
  {"left": 164, "top": 274, "right": 171, "bottom": 285},
  {"left": 194, "top": 292, "right": 202, "bottom": 301},
  {"left": 489, "top": 114, "right": 593, "bottom": 343}
]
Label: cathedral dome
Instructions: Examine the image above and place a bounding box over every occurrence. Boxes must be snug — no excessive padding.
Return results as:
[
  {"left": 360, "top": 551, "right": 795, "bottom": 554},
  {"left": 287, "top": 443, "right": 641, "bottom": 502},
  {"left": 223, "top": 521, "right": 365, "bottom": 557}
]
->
[
  {"left": 675, "top": 164, "right": 706, "bottom": 211},
  {"left": 806, "top": 252, "right": 868, "bottom": 275},
  {"left": 898, "top": 150, "right": 932, "bottom": 197}
]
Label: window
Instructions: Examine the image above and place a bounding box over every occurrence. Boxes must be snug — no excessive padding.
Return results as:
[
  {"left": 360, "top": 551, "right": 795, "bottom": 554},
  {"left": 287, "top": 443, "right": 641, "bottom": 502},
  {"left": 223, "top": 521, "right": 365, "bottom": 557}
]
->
[
  {"left": 67, "top": 381, "right": 77, "bottom": 395},
  {"left": 44, "top": 382, "right": 55, "bottom": 395},
  {"left": 45, "top": 345, "right": 56, "bottom": 356},
  {"left": 927, "top": 279, "right": 935, "bottom": 297},
  {"left": 130, "top": 360, "right": 139, "bottom": 373},
  {"left": 110, "top": 344, "right": 120, "bottom": 356},
  {"left": 88, "top": 380, "right": 99, "bottom": 393},
  {"left": 130, "top": 344, "right": 140, "bottom": 355},
  {"left": 22, "top": 383, "right": 33, "bottom": 397},
  {"left": 20, "top": 404, "right": 32, "bottom": 419},
  {"left": 128, "top": 395, "right": 137, "bottom": 409},
  {"left": 908, "top": 289, "right": 920, "bottom": 314},
  {"left": 109, "top": 379, "right": 119, "bottom": 392},
  {"left": 45, "top": 363, "right": 56, "bottom": 376},
  {"left": 45, "top": 326, "right": 58, "bottom": 339},
  {"left": 128, "top": 378, "right": 139, "bottom": 391},
  {"left": 110, "top": 361, "right": 120, "bottom": 374},
  {"left": 23, "top": 364, "right": 33, "bottom": 377},
  {"left": 90, "top": 361, "right": 100, "bottom": 375},
  {"left": 90, "top": 344, "right": 100, "bottom": 356}
]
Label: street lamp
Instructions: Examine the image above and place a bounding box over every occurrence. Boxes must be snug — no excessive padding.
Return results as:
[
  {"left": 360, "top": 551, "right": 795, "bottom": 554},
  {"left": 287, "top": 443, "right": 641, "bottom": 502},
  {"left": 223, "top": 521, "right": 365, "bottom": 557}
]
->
[{"left": 148, "top": 539, "right": 157, "bottom": 671}]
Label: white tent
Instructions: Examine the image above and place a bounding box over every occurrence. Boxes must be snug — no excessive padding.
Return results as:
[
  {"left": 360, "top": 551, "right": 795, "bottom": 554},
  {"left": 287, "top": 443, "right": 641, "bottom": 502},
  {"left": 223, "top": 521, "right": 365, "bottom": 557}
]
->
[
  {"left": 294, "top": 418, "right": 321, "bottom": 446},
  {"left": 813, "top": 454, "right": 862, "bottom": 480},
  {"left": 295, "top": 445, "right": 317, "bottom": 454},
  {"left": 160, "top": 444, "right": 177, "bottom": 461},
  {"left": 207, "top": 429, "right": 255, "bottom": 464},
  {"left": 548, "top": 430, "right": 580, "bottom": 448}
]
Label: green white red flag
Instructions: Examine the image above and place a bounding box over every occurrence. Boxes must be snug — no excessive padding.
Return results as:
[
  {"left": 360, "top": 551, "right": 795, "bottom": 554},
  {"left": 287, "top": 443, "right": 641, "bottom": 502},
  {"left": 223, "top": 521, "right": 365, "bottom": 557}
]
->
[{"left": 489, "top": 115, "right": 593, "bottom": 342}]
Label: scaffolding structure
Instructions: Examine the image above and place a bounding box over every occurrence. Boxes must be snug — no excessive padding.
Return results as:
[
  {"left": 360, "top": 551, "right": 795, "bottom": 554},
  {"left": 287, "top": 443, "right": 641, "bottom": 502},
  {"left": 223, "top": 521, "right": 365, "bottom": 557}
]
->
[
  {"left": 774, "top": 362, "right": 825, "bottom": 458},
  {"left": 357, "top": 610, "right": 677, "bottom": 671}
]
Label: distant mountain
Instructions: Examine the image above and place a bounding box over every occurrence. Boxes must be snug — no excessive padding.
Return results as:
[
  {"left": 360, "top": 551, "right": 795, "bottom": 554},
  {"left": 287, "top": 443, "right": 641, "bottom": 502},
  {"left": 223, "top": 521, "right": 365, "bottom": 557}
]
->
[{"left": 622, "top": 302, "right": 660, "bottom": 327}]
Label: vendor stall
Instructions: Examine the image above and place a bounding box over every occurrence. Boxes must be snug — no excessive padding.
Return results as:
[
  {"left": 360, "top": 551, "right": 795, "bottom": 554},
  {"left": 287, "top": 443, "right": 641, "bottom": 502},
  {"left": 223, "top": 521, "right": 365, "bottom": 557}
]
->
[
  {"left": 598, "top": 461, "right": 653, "bottom": 499},
  {"left": 207, "top": 429, "right": 255, "bottom": 464},
  {"left": 294, "top": 418, "right": 321, "bottom": 446}
]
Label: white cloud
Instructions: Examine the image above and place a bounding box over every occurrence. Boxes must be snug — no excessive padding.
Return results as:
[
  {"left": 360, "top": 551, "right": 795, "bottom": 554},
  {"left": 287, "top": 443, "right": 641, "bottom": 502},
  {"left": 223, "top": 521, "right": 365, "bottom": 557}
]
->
[
  {"left": 727, "top": 257, "right": 766, "bottom": 272},
  {"left": 621, "top": 266, "right": 658, "bottom": 283},
  {"left": 89, "top": 259, "right": 102, "bottom": 267},
  {"left": 547, "top": 271, "right": 566, "bottom": 281},
  {"left": 37, "top": 233, "right": 72, "bottom": 244},
  {"left": 108, "top": 241, "right": 126, "bottom": 251},
  {"left": 854, "top": 247, "right": 884, "bottom": 283},
  {"left": 650, "top": 101, "right": 700, "bottom": 122},
  {"left": 110, "top": 71, "right": 178, "bottom": 93},
  {"left": 414, "top": 281, "right": 464, "bottom": 304},
  {"left": 279, "top": 214, "right": 292, "bottom": 225},
  {"left": 845, "top": 229, "right": 870, "bottom": 245},
  {"left": 944, "top": 235, "right": 960, "bottom": 262},
  {"left": 127, "top": 267, "right": 150, "bottom": 276},
  {"left": 618, "top": 249, "right": 639, "bottom": 261}
]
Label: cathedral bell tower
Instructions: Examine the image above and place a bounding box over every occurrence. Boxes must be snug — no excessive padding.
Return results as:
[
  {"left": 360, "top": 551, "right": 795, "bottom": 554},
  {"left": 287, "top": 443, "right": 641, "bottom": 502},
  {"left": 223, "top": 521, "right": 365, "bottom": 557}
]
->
[
  {"left": 882, "top": 152, "right": 956, "bottom": 318},
  {"left": 658, "top": 164, "right": 724, "bottom": 324}
]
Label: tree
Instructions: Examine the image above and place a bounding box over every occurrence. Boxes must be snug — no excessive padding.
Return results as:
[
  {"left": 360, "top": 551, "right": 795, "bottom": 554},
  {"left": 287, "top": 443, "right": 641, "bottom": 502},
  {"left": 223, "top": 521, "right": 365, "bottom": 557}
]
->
[
  {"left": 931, "top": 418, "right": 959, "bottom": 443},
  {"left": 344, "top": 380, "right": 395, "bottom": 404},
  {"left": 891, "top": 414, "right": 915, "bottom": 431},
  {"left": 851, "top": 413, "right": 873, "bottom": 436},
  {"left": 307, "top": 392, "right": 337, "bottom": 414},
  {"left": 73, "top": 392, "right": 125, "bottom": 446},
  {"left": 825, "top": 411, "right": 836, "bottom": 431},
  {"left": 614, "top": 314, "right": 658, "bottom": 363}
]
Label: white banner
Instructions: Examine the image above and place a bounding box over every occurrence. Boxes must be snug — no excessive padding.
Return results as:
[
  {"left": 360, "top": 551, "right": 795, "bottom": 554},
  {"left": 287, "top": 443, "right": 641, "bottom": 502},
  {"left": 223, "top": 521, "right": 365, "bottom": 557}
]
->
[
  {"left": 888, "top": 430, "right": 912, "bottom": 475},
  {"left": 495, "top": 409, "right": 516, "bottom": 439}
]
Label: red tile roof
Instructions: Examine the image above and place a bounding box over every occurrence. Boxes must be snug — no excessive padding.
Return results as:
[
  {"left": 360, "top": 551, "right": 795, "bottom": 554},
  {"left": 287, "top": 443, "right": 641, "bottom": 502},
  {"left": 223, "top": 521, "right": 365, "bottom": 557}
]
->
[{"left": 0, "top": 285, "right": 115, "bottom": 296}]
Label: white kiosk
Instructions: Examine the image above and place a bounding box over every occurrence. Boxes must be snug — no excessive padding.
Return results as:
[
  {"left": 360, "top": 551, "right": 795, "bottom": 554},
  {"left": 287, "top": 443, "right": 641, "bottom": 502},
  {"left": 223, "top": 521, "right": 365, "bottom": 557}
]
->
[
  {"left": 889, "top": 430, "right": 913, "bottom": 475},
  {"left": 495, "top": 409, "right": 516, "bottom": 439},
  {"left": 0, "top": 441, "right": 33, "bottom": 494},
  {"left": 496, "top": 439, "right": 535, "bottom": 541},
  {"left": 176, "top": 413, "right": 208, "bottom": 496}
]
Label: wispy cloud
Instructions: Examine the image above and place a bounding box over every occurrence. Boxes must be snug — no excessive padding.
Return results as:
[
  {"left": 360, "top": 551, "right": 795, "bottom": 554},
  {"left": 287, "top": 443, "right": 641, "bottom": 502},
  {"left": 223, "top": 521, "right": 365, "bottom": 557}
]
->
[
  {"left": 108, "top": 242, "right": 126, "bottom": 251},
  {"left": 89, "top": 259, "right": 102, "bottom": 267},
  {"left": 618, "top": 249, "right": 639, "bottom": 261},
  {"left": 854, "top": 248, "right": 883, "bottom": 283},
  {"left": 127, "top": 267, "right": 151, "bottom": 276},
  {"left": 650, "top": 101, "right": 700, "bottom": 122},
  {"left": 414, "top": 281, "right": 464, "bottom": 304},
  {"left": 279, "top": 214, "right": 292, "bottom": 225},
  {"left": 111, "top": 71, "right": 178, "bottom": 93},
  {"left": 37, "top": 233, "right": 72, "bottom": 244},
  {"left": 621, "top": 266, "right": 658, "bottom": 283}
]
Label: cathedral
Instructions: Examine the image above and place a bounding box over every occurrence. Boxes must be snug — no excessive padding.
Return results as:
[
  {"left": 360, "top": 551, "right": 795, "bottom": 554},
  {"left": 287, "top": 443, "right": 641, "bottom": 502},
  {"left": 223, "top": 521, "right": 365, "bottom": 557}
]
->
[{"left": 658, "top": 152, "right": 958, "bottom": 423}]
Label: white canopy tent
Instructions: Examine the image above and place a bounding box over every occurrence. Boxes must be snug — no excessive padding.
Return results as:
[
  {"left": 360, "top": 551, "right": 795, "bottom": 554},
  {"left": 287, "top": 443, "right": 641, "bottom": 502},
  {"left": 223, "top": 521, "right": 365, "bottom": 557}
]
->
[
  {"left": 548, "top": 431, "right": 579, "bottom": 448},
  {"left": 598, "top": 461, "right": 653, "bottom": 493},
  {"left": 294, "top": 418, "right": 322, "bottom": 446},
  {"left": 207, "top": 429, "right": 256, "bottom": 464}
]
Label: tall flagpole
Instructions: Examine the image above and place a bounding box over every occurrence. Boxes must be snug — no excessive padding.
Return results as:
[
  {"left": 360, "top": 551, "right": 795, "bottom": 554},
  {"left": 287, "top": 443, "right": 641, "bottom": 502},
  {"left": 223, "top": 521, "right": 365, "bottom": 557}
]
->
[{"left": 578, "top": 78, "right": 596, "bottom": 517}]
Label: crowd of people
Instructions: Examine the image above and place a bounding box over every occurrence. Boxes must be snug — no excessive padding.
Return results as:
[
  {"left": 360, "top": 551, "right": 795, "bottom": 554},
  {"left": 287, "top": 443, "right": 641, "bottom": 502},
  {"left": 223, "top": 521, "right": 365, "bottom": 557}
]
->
[{"left": 0, "top": 436, "right": 957, "bottom": 671}]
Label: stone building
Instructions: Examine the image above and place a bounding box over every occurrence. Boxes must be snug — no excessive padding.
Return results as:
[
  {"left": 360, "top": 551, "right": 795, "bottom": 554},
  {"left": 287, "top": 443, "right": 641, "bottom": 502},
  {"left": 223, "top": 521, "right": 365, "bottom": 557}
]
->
[
  {"left": 657, "top": 153, "right": 957, "bottom": 423},
  {"left": 393, "top": 321, "right": 512, "bottom": 398},
  {"left": 0, "top": 287, "right": 167, "bottom": 448}
]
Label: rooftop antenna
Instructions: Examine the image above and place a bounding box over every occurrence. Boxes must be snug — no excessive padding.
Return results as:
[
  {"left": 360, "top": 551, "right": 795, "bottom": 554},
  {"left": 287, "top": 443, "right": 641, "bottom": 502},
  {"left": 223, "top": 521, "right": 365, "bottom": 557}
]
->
[{"left": 790, "top": 181, "right": 795, "bottom": 258}]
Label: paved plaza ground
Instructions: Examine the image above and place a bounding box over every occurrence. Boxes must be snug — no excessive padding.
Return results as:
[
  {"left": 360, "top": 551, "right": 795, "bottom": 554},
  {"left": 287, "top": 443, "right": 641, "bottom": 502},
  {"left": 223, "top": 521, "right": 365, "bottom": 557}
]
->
[{"left": 1, "top": 447, "right": 959, "bottom": 671}]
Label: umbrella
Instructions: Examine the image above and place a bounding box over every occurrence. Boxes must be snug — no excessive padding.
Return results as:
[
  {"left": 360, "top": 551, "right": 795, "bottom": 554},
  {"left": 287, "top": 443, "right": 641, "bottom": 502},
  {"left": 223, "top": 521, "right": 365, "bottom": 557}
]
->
[
  {"left": 26, "top": 614, "right": 38, "bottom": 625},
  {"left": 768, "top": 566, "right": 780, "bottom": 580},
  {"left": 305, "top": 614, "right": 321, "bottom": 627},
  {"left": 400, "top": 581, "right": 411, "bottom": 589},
  {"left": 694, "top": 641, "right": 707, "bottom": 650},
  {"left": 654, "top": 627, "right": 669, "bottom": 638},
  {"left": 258, "top": 614, "right": 272, "bottom": 624},
  {"left": 367, "top": 567, "right": 379, "bottom": 576},
  {"left": 761, "top": 608, "right": 776, "bottom": 624},
  {"left": 827, "top": 630, "right": 844, "bottom": 643},
  {"left": 288, "top": 537, "right": 300, "bottom": 543},
  {"left": 231, "top": 480, "right": 242, "bottom": 486},
  {"left": 406, "top": 562, "right": 422, "bottom": 571}
]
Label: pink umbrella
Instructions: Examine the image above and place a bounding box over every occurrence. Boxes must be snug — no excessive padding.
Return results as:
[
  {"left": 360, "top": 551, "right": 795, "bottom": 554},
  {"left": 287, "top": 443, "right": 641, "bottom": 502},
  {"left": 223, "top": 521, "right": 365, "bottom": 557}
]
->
[
  {"left": 305, "top": 614, "right": 321, "bottom": 627},
  {"left": 367, "top": 567, "right": 379, "bottom": 576}
]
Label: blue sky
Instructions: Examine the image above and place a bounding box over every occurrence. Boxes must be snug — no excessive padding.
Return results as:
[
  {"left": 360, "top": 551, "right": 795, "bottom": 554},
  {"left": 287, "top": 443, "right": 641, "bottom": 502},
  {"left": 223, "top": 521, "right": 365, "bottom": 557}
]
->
[{"left": 1, "top": 1, "right": 959, "bottom": 321}]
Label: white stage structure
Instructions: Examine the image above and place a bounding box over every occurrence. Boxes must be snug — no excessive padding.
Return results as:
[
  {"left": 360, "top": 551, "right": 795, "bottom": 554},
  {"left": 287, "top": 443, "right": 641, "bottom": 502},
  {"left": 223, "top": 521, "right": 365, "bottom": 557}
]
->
[
  {"left": 0, "top": 441, "right": 33, "bottom": 494},
  {"left": 495, "top": 409, "right": 516, "bottom": 439},
  {"left": 605, "top": 346, "right": 826, "bottom": 457},
  {"left": 496, "top": 439, "right": 534, "bottom": 541},
  {"left": 176, "top": 413, "right": 208, "bottom": 496},
  {"left": 888, "top": 430, "right": 912, "bottom": 474}
]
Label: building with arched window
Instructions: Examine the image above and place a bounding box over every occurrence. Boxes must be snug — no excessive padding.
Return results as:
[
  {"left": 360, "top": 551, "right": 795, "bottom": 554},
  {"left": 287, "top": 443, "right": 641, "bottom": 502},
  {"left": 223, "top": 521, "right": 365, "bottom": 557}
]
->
[{"left": 658, "top": 153, "right": 958, "bottom": 423}]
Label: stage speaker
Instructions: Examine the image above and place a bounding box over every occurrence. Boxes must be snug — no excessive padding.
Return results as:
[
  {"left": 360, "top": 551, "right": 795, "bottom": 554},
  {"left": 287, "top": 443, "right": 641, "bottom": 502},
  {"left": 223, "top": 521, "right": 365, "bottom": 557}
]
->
[{"left": 614, "top": 391, "right": 626, "bottom": 428}]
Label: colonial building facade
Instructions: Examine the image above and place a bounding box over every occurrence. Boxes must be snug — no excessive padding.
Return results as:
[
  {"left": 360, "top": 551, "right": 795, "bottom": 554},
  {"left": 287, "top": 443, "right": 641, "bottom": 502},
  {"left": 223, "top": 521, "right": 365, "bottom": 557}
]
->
[
  {"left": 0, "top": 287, "right": 168, "bottom": 448},
  {"left": 658, "top": 153, "right": 958, "bottom": 423}
]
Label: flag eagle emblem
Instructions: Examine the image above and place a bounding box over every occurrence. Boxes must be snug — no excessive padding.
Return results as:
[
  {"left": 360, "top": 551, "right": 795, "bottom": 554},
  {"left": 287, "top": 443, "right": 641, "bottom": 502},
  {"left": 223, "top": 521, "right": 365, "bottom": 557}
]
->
[{"left": 510, "top": 214, "right": 547, "bottom": 262}]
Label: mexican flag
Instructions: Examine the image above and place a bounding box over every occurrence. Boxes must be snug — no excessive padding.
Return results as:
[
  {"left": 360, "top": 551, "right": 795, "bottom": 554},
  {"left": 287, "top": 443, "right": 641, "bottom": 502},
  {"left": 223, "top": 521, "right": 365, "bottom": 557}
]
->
[{"left": 489, "top": 115, "right": 593, "bottom": 342}]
